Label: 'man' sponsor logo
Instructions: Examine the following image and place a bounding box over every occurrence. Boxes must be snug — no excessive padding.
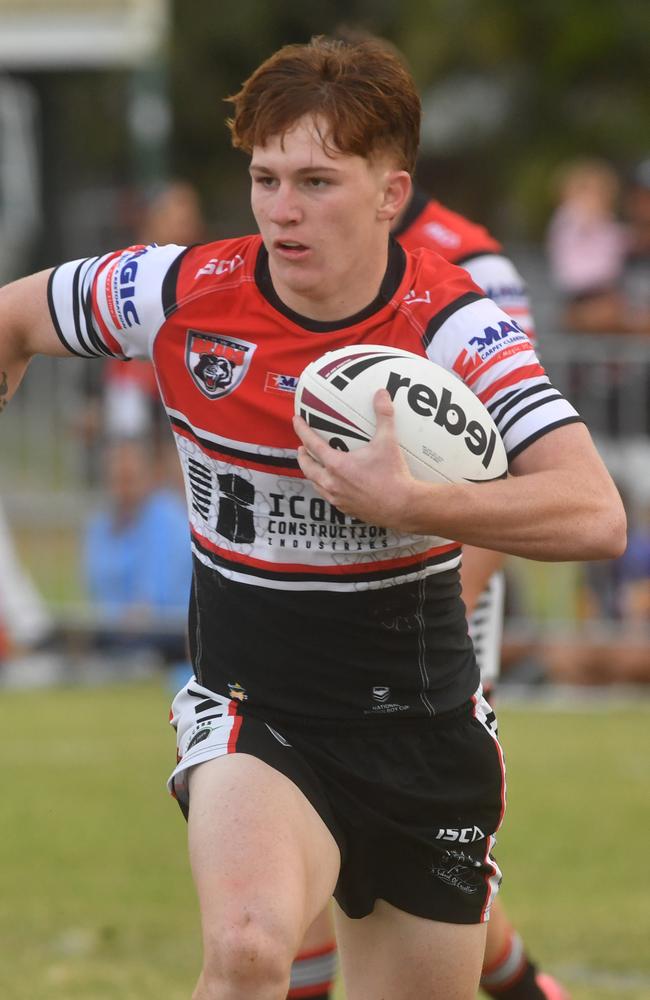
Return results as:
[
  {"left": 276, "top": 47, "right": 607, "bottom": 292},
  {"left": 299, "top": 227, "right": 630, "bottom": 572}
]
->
[
  {"left": 265, "top": 372, "right": 299, "bottom": 396},
  {"left": 468, "top": 319, "right": 526, "bottom": 356}
]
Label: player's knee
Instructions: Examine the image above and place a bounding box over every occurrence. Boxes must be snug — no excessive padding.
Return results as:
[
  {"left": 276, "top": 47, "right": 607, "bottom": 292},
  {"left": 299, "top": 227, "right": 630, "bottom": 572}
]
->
[{"left": 200, "top": 911, "right": 294, "bottom": 996}]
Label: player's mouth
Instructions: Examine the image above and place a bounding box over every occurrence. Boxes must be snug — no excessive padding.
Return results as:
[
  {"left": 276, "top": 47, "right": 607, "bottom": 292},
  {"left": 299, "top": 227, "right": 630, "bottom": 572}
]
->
[{"left": 273, "top": 239, "right": 310, "bottom": 260}]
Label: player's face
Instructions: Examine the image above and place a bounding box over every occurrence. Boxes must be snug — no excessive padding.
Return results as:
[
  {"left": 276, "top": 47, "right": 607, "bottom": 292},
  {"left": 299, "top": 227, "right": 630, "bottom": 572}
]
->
[{"left": 250, "top": 115, "right": 410, "bottom": 321}]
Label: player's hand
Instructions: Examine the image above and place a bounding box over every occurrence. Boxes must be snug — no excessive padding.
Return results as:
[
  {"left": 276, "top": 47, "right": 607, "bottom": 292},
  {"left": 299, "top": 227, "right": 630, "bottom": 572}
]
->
[{"left": 293, "top": 389, "right": 425, "bottom": 530}]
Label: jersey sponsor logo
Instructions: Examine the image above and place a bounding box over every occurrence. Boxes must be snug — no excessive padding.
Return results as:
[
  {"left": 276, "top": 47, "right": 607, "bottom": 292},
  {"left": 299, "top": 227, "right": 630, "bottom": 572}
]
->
[
  {"left": 469, "top": 318, "right": 526, "bottom": 352},
  {"left": 265, "top": 372, "right": 299, "bottom": 395},
  {"left": 194, "top": 254, "right": 244, "bottom": 279},
  {"left": 372, "top": 685, "right": 391, "bottom": 703},
  {"left": 453, "top": 320, "right": 530, "bottom": 379},
  {"left": 186, "top": 330, "right": 257, "bottom": 400},
  {"left": 104, "top": 246, "right": 149, "bottom": 330},
  {"left": 435, "top": 825, "right": 486, "bottom": 843}
]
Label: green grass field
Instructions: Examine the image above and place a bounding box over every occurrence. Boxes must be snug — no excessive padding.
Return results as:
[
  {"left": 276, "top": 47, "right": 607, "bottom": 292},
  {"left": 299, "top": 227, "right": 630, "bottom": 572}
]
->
[{"left": 2, "top": 680, "right": 649, "bottom": 999}]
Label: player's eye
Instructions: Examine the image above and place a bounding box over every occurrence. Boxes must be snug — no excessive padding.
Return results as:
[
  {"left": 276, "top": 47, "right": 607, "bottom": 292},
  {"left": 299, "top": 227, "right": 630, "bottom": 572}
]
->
[{"left": 304, "top": 177, "right": 329, "bottom": 189}]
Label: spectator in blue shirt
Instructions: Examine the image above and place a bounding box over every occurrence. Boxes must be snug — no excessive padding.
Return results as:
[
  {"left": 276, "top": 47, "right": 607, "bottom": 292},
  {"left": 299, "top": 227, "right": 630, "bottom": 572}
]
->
[{"left": 83, "top": 436, "right": 192, "bottom": 672}]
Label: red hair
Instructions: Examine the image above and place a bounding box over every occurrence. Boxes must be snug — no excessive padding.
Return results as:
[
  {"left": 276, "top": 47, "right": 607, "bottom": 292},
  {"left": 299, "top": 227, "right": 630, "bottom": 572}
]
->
[{"left": 226, "top": 36, "right": 420, "bottom": 174}]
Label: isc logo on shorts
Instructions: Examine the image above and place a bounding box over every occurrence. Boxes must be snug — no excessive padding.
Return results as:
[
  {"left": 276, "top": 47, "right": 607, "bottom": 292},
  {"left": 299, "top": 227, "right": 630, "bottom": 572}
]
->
[{"left": 435, "top": 825, "right": 485, "bottom": 843}]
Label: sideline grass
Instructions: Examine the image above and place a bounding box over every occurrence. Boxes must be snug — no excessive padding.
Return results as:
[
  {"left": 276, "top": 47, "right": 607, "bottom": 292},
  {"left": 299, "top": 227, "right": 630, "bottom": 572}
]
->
[{"left": 1, "top": 680, "right": 649, "bottom": 999}]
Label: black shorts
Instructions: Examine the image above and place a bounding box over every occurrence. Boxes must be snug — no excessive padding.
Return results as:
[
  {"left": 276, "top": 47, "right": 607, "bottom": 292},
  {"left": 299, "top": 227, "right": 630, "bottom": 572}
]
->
[{"left": 169, "top": 682, "right": 505, "bottom": 924}]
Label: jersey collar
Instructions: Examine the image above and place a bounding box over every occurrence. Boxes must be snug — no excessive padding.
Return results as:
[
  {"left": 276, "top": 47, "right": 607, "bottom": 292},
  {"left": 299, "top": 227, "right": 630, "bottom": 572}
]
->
[{"left": 255, "top": 237, "right": 407, "bottom": 333}]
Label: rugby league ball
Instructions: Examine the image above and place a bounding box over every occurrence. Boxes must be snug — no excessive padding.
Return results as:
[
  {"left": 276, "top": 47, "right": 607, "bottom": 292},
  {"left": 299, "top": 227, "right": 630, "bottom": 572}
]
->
[{"left": 295, "top": 345, "right": 507, "bottom": 484}]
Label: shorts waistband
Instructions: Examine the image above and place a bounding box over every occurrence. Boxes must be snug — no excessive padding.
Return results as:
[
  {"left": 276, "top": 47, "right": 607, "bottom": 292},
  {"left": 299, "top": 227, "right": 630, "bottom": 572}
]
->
[{"left": 239, "top": 699, "right": 474, "bottom": 735}]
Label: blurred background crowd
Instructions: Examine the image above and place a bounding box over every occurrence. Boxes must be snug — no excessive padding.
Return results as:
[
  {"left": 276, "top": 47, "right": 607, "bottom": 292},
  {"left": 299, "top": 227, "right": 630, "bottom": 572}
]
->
[{"left": 1, "top": 0, "right": 649, "bottom": 691}]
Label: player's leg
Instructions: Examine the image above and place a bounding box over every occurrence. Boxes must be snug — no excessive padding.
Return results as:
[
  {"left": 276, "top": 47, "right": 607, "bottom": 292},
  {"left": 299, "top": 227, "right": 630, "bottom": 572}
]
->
[
  {"left": 188, "top": 753, "right": 340, "bottom": 1000},
  {"left": 481, "top": 898, "right": 570, "bottom": 999},
  {"left": 288, "top": 905, "right": 337, "bottom": 1000},
  {"left": 335, "top": 899, "right": 487, "bottom": 1000}
]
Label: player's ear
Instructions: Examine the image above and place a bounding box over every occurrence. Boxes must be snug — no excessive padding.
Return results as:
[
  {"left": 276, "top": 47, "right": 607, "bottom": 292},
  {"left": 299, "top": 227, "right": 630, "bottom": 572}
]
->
[{"left": 377, "top": 170, "right": 412, "bottom": 223}]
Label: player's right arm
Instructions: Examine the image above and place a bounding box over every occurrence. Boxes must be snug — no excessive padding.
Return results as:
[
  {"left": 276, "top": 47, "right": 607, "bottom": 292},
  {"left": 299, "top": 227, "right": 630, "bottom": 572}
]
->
[
  {"left": 1, "top": 243, "right": 186, "bottom": 416},
  {"left": 0, "top": 269, "right": 67, "bottom": 413}
]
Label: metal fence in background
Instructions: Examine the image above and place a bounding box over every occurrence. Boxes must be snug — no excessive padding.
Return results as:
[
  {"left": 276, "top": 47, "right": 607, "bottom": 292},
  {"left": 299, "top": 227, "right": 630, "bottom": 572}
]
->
[{"left": 2, "top": 334, "right": 650, "bottom": 636}]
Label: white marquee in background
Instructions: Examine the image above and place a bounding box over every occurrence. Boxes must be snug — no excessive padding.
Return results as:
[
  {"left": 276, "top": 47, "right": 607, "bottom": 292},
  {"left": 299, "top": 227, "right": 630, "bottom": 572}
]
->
[{"left": 0, "top": 0, "right": 169, "bottom": 68}]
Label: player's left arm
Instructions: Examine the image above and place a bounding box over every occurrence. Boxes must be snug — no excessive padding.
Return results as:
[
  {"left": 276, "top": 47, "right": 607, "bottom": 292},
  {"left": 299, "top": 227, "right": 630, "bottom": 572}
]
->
[{"left": 294, "top": 392, "right": 626, "bottom": 563}]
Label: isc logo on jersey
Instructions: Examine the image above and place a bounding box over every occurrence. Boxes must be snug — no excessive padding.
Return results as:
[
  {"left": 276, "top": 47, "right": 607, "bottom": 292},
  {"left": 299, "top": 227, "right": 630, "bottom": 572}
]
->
[{"left": 295, "top": 346, "right": 507, "bottom": 485}]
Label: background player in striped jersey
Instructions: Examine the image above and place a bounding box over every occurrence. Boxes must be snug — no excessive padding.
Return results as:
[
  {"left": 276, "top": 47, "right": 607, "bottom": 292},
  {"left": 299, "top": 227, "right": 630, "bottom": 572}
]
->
[{"left": 0, "top": 36, "right": 625, "bottom": 1000}]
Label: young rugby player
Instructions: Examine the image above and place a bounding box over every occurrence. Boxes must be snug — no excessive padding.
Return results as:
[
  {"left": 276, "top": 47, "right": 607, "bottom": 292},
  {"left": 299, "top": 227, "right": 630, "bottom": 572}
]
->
[{"left": 0, "top": 36, "right": 625, "bottom": 1000}]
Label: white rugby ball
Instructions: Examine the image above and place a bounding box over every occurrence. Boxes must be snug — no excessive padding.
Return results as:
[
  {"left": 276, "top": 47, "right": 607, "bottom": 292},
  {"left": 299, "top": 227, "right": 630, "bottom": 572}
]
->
[{"left": 295, "top": 344, "right": 507, "bottom": 484}]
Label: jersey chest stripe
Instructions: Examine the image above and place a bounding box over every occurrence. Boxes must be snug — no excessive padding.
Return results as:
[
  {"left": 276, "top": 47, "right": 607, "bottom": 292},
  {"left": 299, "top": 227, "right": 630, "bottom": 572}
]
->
[
  {"left": 191, "top": 526, "right": 460, "bottom": 579},
  {"left": 171, "top": 418, "right": 300, "bottom": 472}
]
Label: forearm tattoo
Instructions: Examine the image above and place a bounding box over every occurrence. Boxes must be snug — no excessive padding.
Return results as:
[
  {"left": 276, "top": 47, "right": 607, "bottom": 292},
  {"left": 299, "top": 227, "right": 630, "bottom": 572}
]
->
[{"left": 0, "top": 370, "right": 8, "bottom": 412}]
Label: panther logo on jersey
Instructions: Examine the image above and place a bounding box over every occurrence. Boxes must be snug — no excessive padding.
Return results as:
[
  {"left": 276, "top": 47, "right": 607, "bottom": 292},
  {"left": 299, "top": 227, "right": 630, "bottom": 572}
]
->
[{"left": 186, "top": 330, "right": 257, "bottom": 400}]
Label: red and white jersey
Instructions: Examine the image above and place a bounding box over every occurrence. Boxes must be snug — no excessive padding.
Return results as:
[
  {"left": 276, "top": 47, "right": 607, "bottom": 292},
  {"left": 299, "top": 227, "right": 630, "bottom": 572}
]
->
[
  {"left": 395, "top": 188, "right": 536, "bottom": 343},
  {"left": 48, "top": 235, "right": 578, "bottom": 720}
]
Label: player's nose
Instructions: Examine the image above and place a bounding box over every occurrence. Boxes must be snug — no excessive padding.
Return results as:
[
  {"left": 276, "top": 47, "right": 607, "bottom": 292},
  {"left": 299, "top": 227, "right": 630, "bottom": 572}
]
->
[{"left": 268, "top": 183, "right": 302, "bottom": 226}]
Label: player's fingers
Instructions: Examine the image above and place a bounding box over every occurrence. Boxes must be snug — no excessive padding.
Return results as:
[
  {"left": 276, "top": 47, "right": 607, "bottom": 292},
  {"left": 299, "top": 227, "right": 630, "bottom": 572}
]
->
[
  {"left": 293, "top": 414, "right": 328, "bottom": 464},
  {"left": 371, "top": 389, "right": 397, "bottom": 439},
  {"left": 296, "top": 445, "right": 325, "bottom": 480}
]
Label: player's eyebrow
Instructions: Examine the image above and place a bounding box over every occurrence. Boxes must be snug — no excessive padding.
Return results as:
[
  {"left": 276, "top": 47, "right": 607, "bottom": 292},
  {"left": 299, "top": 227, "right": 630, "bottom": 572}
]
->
[{"left": 249, "top": 164, "right": 342, "bottom": 176}]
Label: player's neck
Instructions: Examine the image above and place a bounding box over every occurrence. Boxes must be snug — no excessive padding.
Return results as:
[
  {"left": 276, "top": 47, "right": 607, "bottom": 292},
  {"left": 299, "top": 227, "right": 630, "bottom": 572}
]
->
[{"left": 268, "top": 242, "right": 393, "bottom": 323}]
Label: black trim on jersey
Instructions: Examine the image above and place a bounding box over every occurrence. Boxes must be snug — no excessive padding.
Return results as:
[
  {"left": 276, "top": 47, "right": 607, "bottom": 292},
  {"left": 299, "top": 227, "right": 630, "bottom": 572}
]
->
[
  {"left": 507, "top": 416, "right": 583, "bottom": 462},
  {"left": 500, "top": 392, "right": 565, "bottom": 437},
  {"left": 47, "top": 268, "right": 88, "bottom": 358},
  {"left": 76, "top": 258, "right": 114, "bottom": 358},
  {"left": 170, "top": 414, "right": 301, "bottom": 470},
  {"left": 489, "top": 383, "right": 554, "bottom": 422},
  {"left": 191, "top": 530, "right": 462, "bottom": 585},
  {"left": 162, "top": 246, "right": 193, "bottom": 318},
  {"left": 422, "top": 291, "right": 485, "bottom": 348},
  {"left": 255, "top": 238, "right": 406, "bottom": 332},
  {"left": 391, "top": 186, "right": 430, "bottom": 240},
  {"left": 71, "top": 261, "right": 94, "bottom": 356},
  {"left": 487, "top": 384, "right": 540, "bottom": 419},
  {"left": 80, "top": 279, "right": 113, "bottom": 357}
]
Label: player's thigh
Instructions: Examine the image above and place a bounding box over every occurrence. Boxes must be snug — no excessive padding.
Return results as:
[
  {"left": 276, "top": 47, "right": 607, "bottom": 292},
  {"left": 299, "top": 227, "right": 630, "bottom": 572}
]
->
[
  {"left": 188, "top": 753, "right": 340, "bottom": 939},
  {"left": 334, "top": 899, "right": 487, "bottom": 1000}
]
